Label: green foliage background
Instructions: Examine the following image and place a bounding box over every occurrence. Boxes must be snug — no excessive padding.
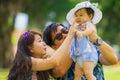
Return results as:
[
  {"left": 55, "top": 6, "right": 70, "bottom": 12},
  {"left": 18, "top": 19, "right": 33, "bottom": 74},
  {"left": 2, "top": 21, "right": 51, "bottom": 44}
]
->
[
  {"left": 22, "top": 0, "right": 120, "bottom": 45},
  {"left": 0, "top": 0, "right": 120, "bottom": 68}
]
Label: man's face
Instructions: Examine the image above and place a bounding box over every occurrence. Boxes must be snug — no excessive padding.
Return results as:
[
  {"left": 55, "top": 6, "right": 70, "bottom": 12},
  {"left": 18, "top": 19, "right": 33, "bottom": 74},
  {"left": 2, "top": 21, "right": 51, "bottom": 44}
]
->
[{"left": 51, "top": 26, "right": 68, "bottom": 49}]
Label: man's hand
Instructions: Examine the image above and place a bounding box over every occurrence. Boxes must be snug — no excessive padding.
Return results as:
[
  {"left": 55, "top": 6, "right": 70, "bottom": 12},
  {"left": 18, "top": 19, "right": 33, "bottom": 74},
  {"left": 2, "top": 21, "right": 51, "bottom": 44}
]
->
[{"left": 80, "top": 24, "right": 98, "bottom": 43}]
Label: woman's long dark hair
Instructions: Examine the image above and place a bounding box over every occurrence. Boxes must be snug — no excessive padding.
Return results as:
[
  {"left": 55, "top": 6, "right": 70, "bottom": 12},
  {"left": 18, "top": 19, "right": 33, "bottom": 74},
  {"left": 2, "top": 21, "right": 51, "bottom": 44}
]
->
[{"left": 8, "top": 30, "right": 49, "bottom": 80}]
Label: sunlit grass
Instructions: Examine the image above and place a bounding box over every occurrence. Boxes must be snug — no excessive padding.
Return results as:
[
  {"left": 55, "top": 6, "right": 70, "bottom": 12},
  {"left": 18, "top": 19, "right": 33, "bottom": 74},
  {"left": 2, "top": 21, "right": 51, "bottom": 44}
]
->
[
  {"left": 0, "top": 69, "right": 9, "bottom": 80},
  {"left": 0, "top": 67, "right": 120, "bottom": 80},
  {"left": 104, "top": 66, "right": 120, "bottom": 80}
]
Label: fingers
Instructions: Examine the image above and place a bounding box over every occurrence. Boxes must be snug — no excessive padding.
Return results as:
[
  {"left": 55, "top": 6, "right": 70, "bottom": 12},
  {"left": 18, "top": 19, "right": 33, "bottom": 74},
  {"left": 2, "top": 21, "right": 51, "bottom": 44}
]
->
[
  {"left": 80, "top": 26, "right": 86, "bottom": 31},
  {"left": 76, "top": 31, "right": 83, "bottom": 39},
  {"left": 71, "top": 20, "right": 76, "bottom": 27},
  {"left": 71, "top": 20, "right": 78, "bottom": 31},
  {"left": 68, "top": 21, "right": 78, "bottom": 37},
  {"left": 81, "top": 23, "right": 96, "bottom": 36},
  {"left": 87, "top": 23, "right": 96, "bottom": 32},
  {"left": 70, "top": 20, "right": 78, "bottom": 30}
]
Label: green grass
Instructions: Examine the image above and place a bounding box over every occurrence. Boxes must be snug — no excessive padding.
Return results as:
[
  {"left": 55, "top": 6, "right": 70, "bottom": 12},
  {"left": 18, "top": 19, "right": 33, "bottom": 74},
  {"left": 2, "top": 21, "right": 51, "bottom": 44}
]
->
[
  {"left": 0, "top": 67, "right": 120, "bottom": 80},
  {"left": 104, "top": 66, "right": 120, "bottom": 80},
  {"left": 0, "top": 69, "right": 9, "bottom": 80}
]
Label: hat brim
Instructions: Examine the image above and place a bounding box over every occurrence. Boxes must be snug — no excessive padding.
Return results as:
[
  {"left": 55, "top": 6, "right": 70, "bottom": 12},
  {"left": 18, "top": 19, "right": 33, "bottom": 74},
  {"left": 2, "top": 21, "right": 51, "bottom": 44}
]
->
[{"left": 66, "top": 5, "right": 102, "bottom": 25}]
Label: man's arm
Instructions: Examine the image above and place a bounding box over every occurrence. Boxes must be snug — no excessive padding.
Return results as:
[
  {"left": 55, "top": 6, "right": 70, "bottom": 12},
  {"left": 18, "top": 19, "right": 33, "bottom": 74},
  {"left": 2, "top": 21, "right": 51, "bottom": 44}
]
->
[
  {"left": 97, "top": 41, "right": 118, "bottom": 65},
  {"left": 76, "top": 24, "right": 118, "bottom": 65},
  {"left": 87, "top": 25, "right": 118, "bottom": 65}
]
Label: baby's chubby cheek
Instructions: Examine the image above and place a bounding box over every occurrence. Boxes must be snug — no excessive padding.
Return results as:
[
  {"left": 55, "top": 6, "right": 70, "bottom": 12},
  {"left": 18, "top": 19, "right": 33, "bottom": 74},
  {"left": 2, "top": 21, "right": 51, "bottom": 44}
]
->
[
  {"left": 75, "top": 18, "right": 80, "bottom": 23},
  {"left": 75, "top": 18, "right": 83, "bottom": 25}
]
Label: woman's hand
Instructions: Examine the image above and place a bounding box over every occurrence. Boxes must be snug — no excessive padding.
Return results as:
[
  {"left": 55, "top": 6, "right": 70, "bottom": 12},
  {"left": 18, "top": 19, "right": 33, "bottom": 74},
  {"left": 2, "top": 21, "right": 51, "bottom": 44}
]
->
[
  {"left": 76, "top": 31, "right": 83, "bottom": 39},
  {"left": 68, "top": 21, "right": 78, "bottom": 38}
]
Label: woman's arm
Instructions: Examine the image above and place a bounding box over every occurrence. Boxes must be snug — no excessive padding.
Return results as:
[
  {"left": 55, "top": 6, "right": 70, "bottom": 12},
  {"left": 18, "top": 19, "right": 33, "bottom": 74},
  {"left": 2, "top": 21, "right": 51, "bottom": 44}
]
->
[
  {"left": 43, "top": 46, "right": 55, "bottom": 58},
  {"left": 52, "top": 51, "right": 73, "bottom": 77},
  {"left": 31, "top": 23, "right": 77, "bottom": 71}
]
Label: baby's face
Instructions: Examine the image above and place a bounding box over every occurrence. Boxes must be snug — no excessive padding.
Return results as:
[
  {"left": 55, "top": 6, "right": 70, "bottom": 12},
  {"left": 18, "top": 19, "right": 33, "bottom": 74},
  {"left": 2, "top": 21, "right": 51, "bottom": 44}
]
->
[{"left": 75, "top": 8, "right": 92, "bottom": 25}]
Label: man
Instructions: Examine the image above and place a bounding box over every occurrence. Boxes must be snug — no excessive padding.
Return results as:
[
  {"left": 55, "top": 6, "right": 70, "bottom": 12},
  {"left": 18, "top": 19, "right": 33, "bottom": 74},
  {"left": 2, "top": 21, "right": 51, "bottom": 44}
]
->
[{"left": 43, "top": 22, "right": 118, "bottom": 80}]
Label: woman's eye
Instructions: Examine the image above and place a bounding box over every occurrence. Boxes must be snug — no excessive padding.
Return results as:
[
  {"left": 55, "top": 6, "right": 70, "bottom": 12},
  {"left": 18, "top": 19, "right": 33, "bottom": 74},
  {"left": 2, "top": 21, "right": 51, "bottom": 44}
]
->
[{"left": 38, "top": 39, "right": 42, "bottom": 42}]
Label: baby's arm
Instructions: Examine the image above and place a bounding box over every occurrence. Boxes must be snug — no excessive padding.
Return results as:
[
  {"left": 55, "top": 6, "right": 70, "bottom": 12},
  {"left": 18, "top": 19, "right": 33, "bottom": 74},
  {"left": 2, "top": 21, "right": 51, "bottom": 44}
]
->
[{"left": 76, "top": 23, "right": 96, "bottom": 38}]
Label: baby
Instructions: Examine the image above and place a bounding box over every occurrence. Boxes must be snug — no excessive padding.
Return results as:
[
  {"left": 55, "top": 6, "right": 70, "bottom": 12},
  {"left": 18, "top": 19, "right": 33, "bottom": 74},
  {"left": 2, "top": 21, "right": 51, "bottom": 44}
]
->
[{"left": 66, "top": 1, "right": 102, "bottom": 80}]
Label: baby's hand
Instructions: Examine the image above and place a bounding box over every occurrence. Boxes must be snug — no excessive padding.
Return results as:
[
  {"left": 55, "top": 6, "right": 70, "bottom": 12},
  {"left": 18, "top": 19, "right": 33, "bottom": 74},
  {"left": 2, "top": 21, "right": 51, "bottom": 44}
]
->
[
  {"left": 76, "top": 31, "right": 83, "bottom": 39},
  {"left": 81, "top": 23, "right": 96, "bottom": 37}
]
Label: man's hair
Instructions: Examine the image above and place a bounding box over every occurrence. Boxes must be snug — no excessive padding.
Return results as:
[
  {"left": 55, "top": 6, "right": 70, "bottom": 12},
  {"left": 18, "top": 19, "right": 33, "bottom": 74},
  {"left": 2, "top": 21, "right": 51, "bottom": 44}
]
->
[{"left": 43, "top": 22, "right": 65, "bottom": 46}]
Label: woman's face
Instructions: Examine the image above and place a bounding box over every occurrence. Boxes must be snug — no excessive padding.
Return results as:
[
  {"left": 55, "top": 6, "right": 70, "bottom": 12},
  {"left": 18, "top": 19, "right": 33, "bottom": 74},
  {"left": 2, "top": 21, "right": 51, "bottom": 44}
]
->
[{"left": 30, "top": 34, "right": 47, "bottom": 58}]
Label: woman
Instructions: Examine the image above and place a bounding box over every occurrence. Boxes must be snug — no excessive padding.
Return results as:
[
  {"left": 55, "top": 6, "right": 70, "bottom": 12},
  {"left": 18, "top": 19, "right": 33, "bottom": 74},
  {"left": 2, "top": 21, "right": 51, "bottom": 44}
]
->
[{"left": 8, "top": 22, "right": 77, "bottom": 80}]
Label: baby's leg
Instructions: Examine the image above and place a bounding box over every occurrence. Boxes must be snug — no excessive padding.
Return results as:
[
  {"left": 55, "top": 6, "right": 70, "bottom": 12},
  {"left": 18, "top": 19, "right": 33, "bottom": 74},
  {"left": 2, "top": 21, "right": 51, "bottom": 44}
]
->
[
  {"left": 74, "top": 62, "right": 83, "bottom": 80},
  {"left": 83, "top": 61, "right": 96, "bottom": 80}
]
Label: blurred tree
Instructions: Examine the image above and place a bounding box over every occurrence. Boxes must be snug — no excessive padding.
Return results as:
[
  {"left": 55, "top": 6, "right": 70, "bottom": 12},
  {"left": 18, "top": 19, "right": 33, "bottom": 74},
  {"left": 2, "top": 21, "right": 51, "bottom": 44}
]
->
[
  {"left": 0, "top": 0, "right": 73, "bottom": 68},
  {"left": 93, "top": 0, "right": 120, "bottom": 46},
  {"left": 0, "top": 0, "right": 120, "bottom": 68},
  {"left": 22, "top": 0, "right": 73, "bottom": 30},
  {"left": 100, "top": 0, "right": 120, "bottom": 46},
  {"left": 0, "top": 0, "right": 24, "bottom": 68}
]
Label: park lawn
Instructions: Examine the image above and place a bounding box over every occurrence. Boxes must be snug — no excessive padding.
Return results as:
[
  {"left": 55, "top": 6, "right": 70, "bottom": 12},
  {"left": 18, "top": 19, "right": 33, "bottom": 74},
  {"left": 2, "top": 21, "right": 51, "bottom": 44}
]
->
[
  {"left": 0, "top": 67, "right": 120, "bottom": 80},
  {"left": 104, "top": 66, "right": 120, "bottom": 80},
  {"left": 0, "top": 69, "right": 9, "bottom": 80}
]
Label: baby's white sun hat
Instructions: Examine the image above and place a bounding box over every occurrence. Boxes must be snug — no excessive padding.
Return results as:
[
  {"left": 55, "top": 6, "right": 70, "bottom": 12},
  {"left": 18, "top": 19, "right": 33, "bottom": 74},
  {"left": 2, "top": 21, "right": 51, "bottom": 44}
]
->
[{"left": 66, "top": 1, "right": 102, "bottom": 25}]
